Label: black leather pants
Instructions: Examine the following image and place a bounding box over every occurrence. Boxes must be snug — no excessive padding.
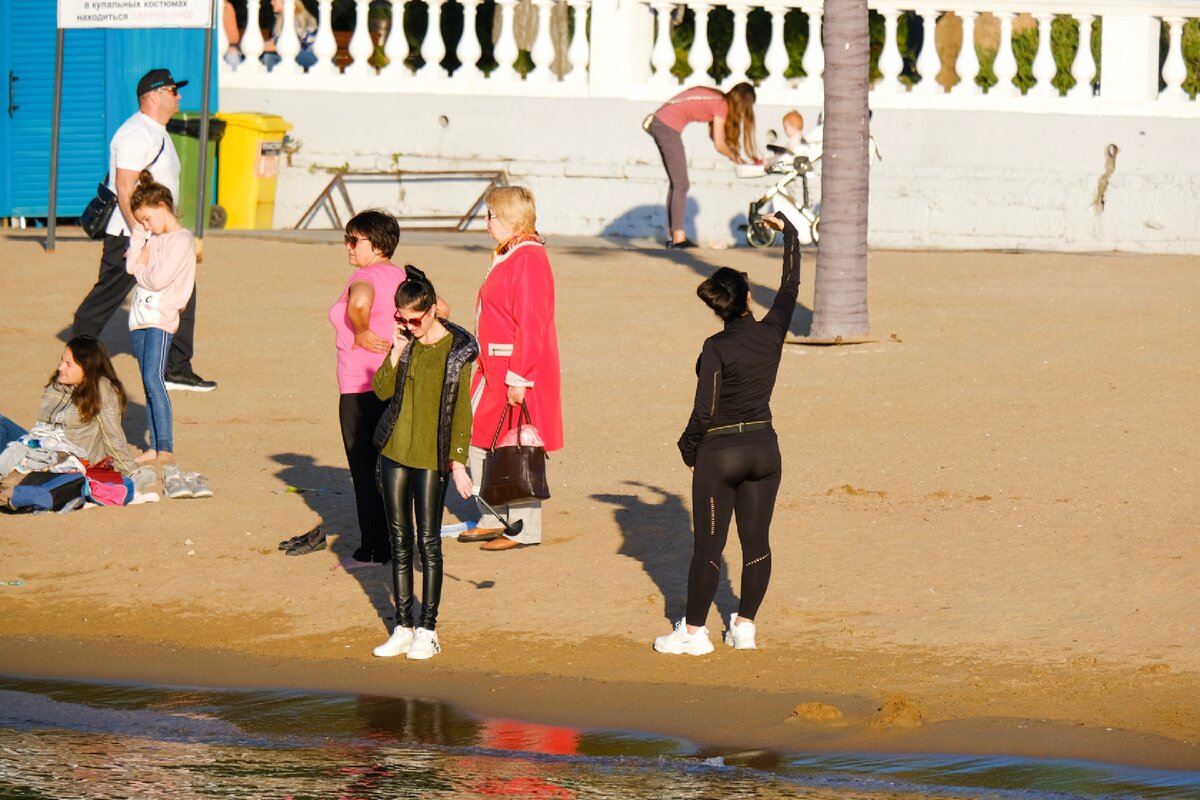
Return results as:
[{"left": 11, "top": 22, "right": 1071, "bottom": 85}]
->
[{"left": 379, "top": 456, "right": 448, "bottom": 630}]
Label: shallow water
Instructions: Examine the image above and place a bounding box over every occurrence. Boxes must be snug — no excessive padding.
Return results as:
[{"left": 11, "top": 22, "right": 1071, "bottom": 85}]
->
[{"left": 0, "top": 676, "right": 1197, "bottom": 799}]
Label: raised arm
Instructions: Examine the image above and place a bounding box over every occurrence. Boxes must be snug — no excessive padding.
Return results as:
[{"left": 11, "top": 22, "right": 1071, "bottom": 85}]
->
[{"left": 761, "top": 214, "right": 801, "bottom": 334}]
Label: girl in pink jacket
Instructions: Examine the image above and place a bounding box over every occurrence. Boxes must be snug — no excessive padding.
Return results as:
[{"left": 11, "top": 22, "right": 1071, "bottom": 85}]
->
[{"left": 126, "top": 171, "right": 200, "bottom": 497}]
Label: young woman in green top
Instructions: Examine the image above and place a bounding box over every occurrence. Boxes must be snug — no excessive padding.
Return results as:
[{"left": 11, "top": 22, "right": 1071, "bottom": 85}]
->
[{"left": 370, "top": 267, "right": 479, "bottom": 661}]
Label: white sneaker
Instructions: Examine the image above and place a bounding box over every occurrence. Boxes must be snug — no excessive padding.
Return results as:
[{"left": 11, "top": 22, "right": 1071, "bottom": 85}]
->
[
  {"left": 185, "top": 471, "right": 213, "bottom": 499},
  {"left": 723, "top": 613, "right": 758, "bottom": 650},
  {"left": 162, "top": 466, "right": 192, "bottom": 500},
  {"left": 406, "top": 628, "right": 441, "bottom": 660},
  {"left": 372, "top": 626, "right": 414, "bottom": 657},
  {"left": 653, "top": 619, "right": 714, "bottom": 655}
]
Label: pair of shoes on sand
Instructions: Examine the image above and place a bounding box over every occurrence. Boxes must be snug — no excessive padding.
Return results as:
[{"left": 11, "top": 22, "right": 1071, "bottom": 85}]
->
[
  {"left": 372, "top": 626, "right": 440, "bottom": 660},
  {"left": 653, "top": 614, "right": 757, "bottom": 655},
  {"left": 457, "top": 527, "right": 539, "bottom": 550},
  {"left": 280, "top": 525, "right": 326, "bottom": 556},
  {"left": 163, "top": 465, "right": 213, "bottom": 500}
]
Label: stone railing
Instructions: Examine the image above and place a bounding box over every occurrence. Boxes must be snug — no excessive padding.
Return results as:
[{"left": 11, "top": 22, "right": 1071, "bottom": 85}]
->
[{"left": 220, "top": 0, "right": 1199, "bottom": 114}]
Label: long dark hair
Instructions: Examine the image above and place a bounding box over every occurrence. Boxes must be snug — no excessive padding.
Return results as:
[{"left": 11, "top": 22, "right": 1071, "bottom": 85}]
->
[
  {"left": 697, "top": 267, "right": 750, "bottom": 321},
  {"left": 47, "top": 335, "right": 127, "bottom": 423},
  {"left": 395, "top": 265, "right": 438, "bottom": 313}
]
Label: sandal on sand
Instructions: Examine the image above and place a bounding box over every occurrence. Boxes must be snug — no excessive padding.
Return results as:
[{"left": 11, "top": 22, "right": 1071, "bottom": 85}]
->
[{"left": 284, "top": 526, "right": 326, "bottom": 556}]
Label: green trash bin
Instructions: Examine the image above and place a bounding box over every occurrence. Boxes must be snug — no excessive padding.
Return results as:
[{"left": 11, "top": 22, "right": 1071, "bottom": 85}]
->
[{"left": 167, "top": 113, "right": 227, "bottom": 231}]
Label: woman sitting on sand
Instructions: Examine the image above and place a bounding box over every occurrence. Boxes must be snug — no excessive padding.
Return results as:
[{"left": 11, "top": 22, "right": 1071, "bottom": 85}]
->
[
  {"left": 654, "top": 213, "right": 798, "bottom": 656},
  {"left": 0, "top": 335, "right": 154, "bottom": 492}
]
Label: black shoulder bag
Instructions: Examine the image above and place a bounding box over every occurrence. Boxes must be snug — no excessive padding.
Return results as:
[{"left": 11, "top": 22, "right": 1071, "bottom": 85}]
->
[{"left": 80, "top": 139, "right": 166, "bottom": 240}]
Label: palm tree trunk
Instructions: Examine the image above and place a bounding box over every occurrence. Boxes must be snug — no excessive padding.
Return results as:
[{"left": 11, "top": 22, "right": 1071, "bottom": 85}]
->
[{"left": 811, "top": 0, "right": 871, "bottom": 338}]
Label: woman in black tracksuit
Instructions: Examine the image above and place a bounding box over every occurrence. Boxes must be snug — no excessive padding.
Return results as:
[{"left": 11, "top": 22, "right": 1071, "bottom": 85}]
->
[{"left": 654, "top": 214, "right": 800, "bottom": 656}]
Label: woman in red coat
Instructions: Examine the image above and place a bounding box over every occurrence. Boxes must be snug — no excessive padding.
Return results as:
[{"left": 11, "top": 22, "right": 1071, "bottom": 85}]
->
[{"left": 459, "top": 186, "right": 563, "bottom": 551}]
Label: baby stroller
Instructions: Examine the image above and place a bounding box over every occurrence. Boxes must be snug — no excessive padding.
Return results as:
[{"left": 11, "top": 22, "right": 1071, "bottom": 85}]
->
[{"left": 744, "top": 145, "right": 821, "bottom": 248}]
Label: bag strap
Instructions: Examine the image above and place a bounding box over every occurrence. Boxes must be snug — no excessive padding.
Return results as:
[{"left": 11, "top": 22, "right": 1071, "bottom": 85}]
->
[
  {"left": 102, "top": 137, "right": 167, "bottom": 185},
  {"left": 487, "top": 401, "right": 535, "bottom": 452},
  {"left": 488, "top": 403, "right": 515, "bottom": 452}
]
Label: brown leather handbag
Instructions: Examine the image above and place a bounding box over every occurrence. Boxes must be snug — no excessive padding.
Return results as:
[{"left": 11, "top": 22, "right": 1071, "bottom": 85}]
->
[{"left": 480, "top": 402, "right": 550, "bottom": 506}]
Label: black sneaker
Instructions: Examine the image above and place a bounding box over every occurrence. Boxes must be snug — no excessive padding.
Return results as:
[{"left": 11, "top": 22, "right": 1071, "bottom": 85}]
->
[
  {"left": 164, "top": 370, "right": 217, "bottom": 392},
  {"left": 666, "top": 239, "right": 698, "bottom": 250}
]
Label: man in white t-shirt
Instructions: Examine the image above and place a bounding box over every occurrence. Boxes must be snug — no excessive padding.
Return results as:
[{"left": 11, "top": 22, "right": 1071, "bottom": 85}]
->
[{"left": 70, "top": 68, "right": 217, "bottom": 392}]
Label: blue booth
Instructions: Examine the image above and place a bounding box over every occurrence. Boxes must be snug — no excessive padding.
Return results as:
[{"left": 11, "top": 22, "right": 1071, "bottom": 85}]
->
[{"left": 0, "top": 0, "right": 217, "bottom": 221}]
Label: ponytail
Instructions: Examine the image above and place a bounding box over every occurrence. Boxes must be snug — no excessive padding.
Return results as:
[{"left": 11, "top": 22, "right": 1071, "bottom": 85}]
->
[{"left": 129, "top": 170, "right": 175, "bottom": 214}]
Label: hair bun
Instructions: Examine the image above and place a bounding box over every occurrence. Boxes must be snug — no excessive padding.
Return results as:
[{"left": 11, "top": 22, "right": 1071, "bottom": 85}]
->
[
  {"left": 404, "top": 264, "right": 427, "bottom": 282},
  {"left": 138, "top": 169, "right": 155, "bottom": 186}
]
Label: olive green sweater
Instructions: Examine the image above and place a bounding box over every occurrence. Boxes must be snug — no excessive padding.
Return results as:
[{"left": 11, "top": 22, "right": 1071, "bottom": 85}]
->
[{"left": 373, "top": 334, "right": 472, "bottom": 470}]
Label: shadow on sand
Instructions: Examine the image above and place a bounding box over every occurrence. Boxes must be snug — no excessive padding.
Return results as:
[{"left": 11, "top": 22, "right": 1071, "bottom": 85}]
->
[
  {"left": 270, "top": 452, "right": 395, "bottom": 628},
  {"left": 593, "top": 204, "right": 814, "bottom": 337},
  {"left": 592, "top": 480, "right": 737, "bottom": 625},
  {"left": 269, "top": 453, "right": 493, "bottom": 632}
]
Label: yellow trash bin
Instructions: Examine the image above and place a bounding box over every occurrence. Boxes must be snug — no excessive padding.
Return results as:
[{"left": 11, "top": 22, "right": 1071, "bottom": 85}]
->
[{"left": 215, "top": 112, "right": 293, "bottom": 229}]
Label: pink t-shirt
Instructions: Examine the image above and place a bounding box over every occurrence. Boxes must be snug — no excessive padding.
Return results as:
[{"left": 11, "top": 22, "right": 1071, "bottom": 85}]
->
[
  {"left": 654, "top": 87, "right": 729, "bottom": 133},
  {"left": 329, "top": 261, "right": 406, "bottom": 394}
]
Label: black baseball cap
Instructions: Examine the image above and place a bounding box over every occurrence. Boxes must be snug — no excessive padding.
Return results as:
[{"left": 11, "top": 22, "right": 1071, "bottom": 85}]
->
[{"left": 137, "top": 69, "right": 188, "bottom": 97}]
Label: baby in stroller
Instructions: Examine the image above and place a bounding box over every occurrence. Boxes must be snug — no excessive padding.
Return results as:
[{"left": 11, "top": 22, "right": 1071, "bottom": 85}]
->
[{"left": 744, "top": 109, "right": 823, "bottom": 247}]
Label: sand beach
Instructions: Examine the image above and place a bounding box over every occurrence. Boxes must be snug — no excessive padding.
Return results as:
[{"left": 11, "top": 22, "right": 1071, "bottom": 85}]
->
[{"left": 0, "top": 229, "right": 1197, "bottom": 770}]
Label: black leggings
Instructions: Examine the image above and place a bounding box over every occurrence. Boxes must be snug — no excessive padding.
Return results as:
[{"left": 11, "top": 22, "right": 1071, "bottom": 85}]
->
[
  {"left": 339, "top": 392, "right": 391, "bottom": 563},
  {"left": 379, "top": 456, "right": 448, "bottom": 630},
  {"left": 686, "top": 434, "right": 782, "bottom": 628}
]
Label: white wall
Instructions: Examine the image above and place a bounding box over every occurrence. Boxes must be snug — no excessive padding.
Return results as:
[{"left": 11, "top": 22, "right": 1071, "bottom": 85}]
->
[{"left": 222, "top": 89, "right": 1200, "bottom": 254}]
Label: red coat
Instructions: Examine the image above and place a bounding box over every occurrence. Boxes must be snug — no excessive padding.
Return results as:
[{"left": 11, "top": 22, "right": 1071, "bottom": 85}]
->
[{"left": 470, "top": 239, "right": 564, "bottom": 451}]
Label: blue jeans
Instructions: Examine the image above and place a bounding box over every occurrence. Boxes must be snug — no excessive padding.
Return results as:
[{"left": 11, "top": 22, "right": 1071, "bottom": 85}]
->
[
  {"left": 0, "top": 414, "right": 27, "bottom": 446},
  {"left": 132, "top": 328, "right": 174, "bottom": 453}
]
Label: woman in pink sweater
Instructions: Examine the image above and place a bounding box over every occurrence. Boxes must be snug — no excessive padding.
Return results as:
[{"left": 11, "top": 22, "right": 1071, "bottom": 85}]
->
[{"left": 126, "top": 171, "right": 195, "bottom": 476}]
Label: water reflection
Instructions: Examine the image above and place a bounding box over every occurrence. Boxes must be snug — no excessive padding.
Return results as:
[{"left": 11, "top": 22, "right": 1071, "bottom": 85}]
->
[{"left": 0, "top": 676, "right": 1197, "bottom": 800}]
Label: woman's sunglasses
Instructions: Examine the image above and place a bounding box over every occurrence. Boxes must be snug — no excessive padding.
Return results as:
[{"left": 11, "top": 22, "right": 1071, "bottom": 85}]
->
[
  {"left": 344, "top": 234, "right": 363, "bottom": 247},
  {"left": 394, "top": 308, "right": 430, "bottom": 327}
]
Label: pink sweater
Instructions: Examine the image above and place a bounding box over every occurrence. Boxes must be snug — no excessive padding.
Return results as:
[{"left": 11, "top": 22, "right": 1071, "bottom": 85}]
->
[{"left": 125, "top": 228, "right": 196, "bottom": 334}]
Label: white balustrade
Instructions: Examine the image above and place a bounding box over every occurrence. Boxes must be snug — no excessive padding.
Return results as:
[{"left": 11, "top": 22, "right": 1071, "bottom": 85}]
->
[
  {"left": 493, "top": 0, "right": 521, "bottom": 80},
  {"left": 1031, "top": 12, "right": 1058, "bottom": 96},
  {"left": 459, "top": 0, "right": 485, "bottom": 79},
  {"left": 347, "top": 0, "right": 374, "bottom": 77},
  {"left": 1160, "top": 16, "right": 1190, "bottom": 101},
  {"left": 914, "top": 8, "right": 942, "bottom": 95},
  {"left": 689, "top": 4, "right": 714, "bottom": 83},
  {"left": 241, "top": 0, "right": 267, "bottom": 73},
  {"left": 1069, "top": 14, "right": 1096, "bottom": 99},
  {"left": 420, "top": 0, "right": 449, "bottom": 78},
  {"left": 876, "top": 6, "right": 904, "bottom": 93},
  {"left": 802, "top": 5, "right": 823, "bottom": 83},
  {"left": 725, "top": 5, "right": 752, "bottom": 86},
  {"left": 275, "top": 0, "right": 302, "bottom": 74},
  {"left": 566, "top": 0, "right": 591, "bottom": 82},
  {"left": 764, "top": 6, "right": 790, "bottom": 89},
  {"left": 530, "top": 0, "right": 557, "bottom": 81},
  {"left": 955, "top": 9, "right": 981, "bottom": 94},
  {"left": 650, "top": 0, "right": 678, "bottom": 85},
  {"left": 382, "top": 2, "right": 408, "bottom": 75},
  {"left": 991, "top": 10, "right": 1019, "bottom": 96},
  {"left": 216, "top": 0, "right": 1197, "bottom": 115},
  {"left": 312, "top": 0, "right": 339, "bottom": 75}
]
